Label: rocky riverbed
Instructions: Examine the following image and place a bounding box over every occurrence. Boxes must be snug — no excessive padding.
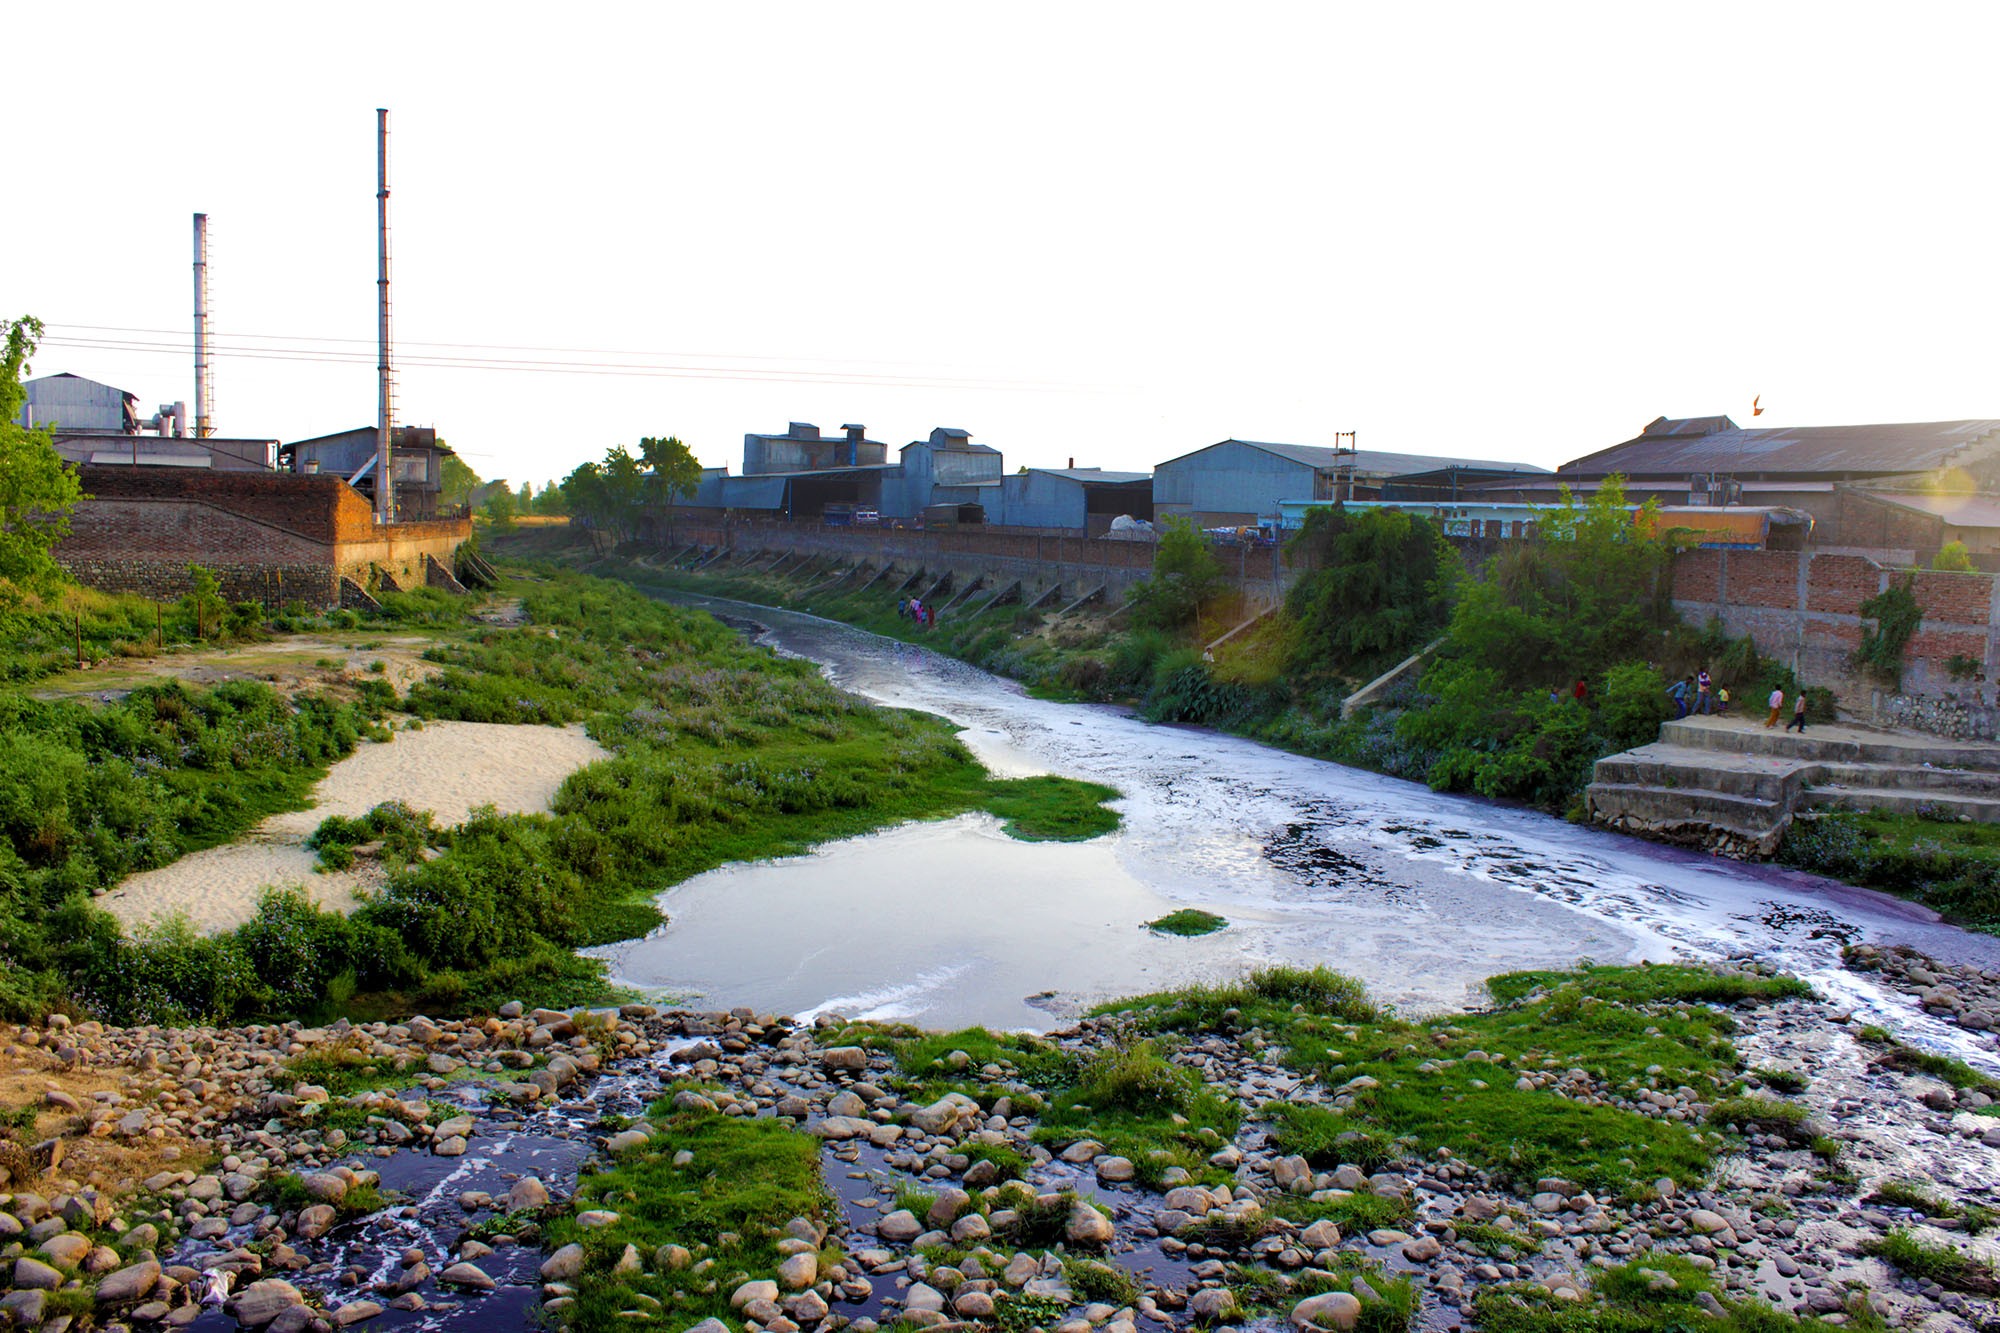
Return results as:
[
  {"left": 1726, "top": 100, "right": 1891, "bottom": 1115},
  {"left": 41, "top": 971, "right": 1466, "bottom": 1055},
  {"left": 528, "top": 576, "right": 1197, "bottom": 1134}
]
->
[{"left": 4, "top": 957, "right": 2000, "bottom": 1333}]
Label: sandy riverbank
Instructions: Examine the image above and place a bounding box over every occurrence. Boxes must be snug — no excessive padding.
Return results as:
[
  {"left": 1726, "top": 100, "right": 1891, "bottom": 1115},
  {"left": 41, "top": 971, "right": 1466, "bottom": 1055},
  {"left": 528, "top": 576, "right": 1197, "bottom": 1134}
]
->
[{"left": 101, "top": 720, "right": 609, "bottom": 935}]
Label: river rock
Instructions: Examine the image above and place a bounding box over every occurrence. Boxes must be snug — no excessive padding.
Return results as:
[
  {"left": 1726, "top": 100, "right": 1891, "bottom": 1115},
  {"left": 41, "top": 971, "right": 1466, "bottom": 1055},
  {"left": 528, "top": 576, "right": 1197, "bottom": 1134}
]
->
[
  {"left": 822, "top": 1047, "right": 869, "bottom": 1071},
  {"left": 777, "top": 1252, "right": 818, "bottom": 1289},
  {"left": 541, "top": 1244, "right": 585, "bottom": 1281},
  {"left": 440, "top": 1262, "right": 496, "bottom": 1290},
  {"left": 334, "top": 1299, "right": 385, "bottom": 1326},
  {"left": 732, "top": 1280, "right": 779, "bottom": 1310},
  {"left": 926, "top": 1189, "right": 970, "bottom": 1228},
  {"left": 296, "top": 1204, "right": 338, "bottom": 1240},
  {"left": 11, "top": 1256, "right": 62, "bottom": 1289},
  {"left": 506, "top": 1177, "right": 550, "bottom": 1212},
  {"left": 1292, "top": 1291, "right": 1363, "bottom": 1331},
  {"left": 39, "top": 1232, "right": 90, "bottom": 1268},
  {"left": 1688, "top": 1209, "right": 1736, "bottom": 1241},
  {"left": 954, "top": 1289, "right": 997, "bottom": 1319},
  {"left": 0, "top": 1291, "right": 47, "bottom": 1326},
  {"left": 233, "top": 1279, "right": 305, "bottom": 1327},
  {"left": 1067, "top": 1200, "right": 1114, "bottom": 1246},
  {"left": 1095, "top": 1155, "right": 1137, "bottom": 1183},
  {"left": 300, "top": 1171, "right": 349, "bottom": 1203},
  {"left": 877, "top": 1209, "right": 923, "bottom": 1243},
  {"left": 905, "top": 1283, "right": 946, "bottom": 1313},
  {"left": 94, "top": 1258, "right": 161, "bottom": 1305},
  {"left": 1299, "top": 1219, "right": 1341, "bottom": 1249},
  {"left": 1190, "top": 1288, "right": 1240, "bottom": 1321},
  {"left": 605, "top": 1128, "right": 652, "bottom": 1155},
  {"left": 576, "top": 1209, "right": 621, "bottom": 1228},
  {"left": 910, "top": 1097, "right": 964, "bottom": 1134}
]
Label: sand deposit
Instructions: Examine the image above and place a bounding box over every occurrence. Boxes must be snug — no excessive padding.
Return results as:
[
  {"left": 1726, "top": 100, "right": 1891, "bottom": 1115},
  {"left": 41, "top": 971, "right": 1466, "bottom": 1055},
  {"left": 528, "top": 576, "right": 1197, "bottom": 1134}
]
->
[{"left": 101, "top": 720, "right": 609, "bottom": 935}]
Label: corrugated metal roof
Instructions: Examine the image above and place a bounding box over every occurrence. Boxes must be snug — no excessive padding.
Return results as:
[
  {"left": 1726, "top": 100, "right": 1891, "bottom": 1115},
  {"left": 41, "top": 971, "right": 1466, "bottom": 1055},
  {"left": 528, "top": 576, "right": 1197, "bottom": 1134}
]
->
[
  {"left": 717, "top": 475, "right": 790, "bottom": 508},
  {"left": 1035, "top": 468, "right": 1151, "bottom": 484},
  {"left": 1641, "top": 415, "right": 1738, "bottom": 438},
  {"left": 1162, "top": 439, "right": 1549, "bottom": 476},
  {"left": 1561, "top": 419, "right": 2000, "bottom": 478},
  {"left": 1857, "top": 490, "right": 2000, "bottom": 529}
]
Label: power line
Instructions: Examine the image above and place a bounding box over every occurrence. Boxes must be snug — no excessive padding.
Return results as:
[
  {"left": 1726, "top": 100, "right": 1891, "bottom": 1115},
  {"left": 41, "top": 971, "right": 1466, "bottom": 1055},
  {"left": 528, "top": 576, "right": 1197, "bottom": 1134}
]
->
[
  {"left": 49, "top": 321, "right": 952, "bottom": 370},
  {"left": 38, "top": 333, "right": 1087, "bottom": 393}
]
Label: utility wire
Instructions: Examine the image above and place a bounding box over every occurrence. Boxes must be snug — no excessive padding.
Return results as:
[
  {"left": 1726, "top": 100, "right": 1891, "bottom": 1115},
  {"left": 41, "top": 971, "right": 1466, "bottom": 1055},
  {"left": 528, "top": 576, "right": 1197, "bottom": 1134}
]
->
[{"left": 40, "top": 326, "right": 1086, "bottom": 392}]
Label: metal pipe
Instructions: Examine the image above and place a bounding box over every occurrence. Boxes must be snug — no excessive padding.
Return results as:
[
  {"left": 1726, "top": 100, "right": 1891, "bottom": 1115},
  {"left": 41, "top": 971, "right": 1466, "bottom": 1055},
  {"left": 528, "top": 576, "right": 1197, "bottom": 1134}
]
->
[
  {"left": 376, "top": 108, "right": 395, "bottom": 523},
  {"left": 192, "top": 214, "right": 212, "bottom": 438}
]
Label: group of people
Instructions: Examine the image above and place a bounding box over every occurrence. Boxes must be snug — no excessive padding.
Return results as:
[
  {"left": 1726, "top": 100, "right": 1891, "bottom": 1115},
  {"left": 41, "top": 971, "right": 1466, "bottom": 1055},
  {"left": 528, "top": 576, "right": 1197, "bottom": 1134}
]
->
[
  {"left": 897, "top": 597, "right": 937, "bottom": 629},
  {"left": 1667, "top": 669, "right": 1726, "bottom": 718},
  {"left": 1666, "top": 667, "right": 1811, "bottom": 732}
]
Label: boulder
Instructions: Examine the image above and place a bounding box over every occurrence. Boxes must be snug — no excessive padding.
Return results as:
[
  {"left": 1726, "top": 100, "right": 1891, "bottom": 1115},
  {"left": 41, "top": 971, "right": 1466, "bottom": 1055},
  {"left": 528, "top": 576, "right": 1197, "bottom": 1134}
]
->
[
  {"left": 540, "top": 1244, "right": 585, "bottom": 1281},
  {"left": 1292, "top": 1291, "right": 1363, "bottom": 1331},
  {"left": 777, "top": 1252, "right": 818, "bottom": 1289},
  {"left": 506, "top": 1177, "right": 550, "bottom": 1212},
  {"left": 439, "top": 1262, "right": 496, "bottom": 1291},
  {"left": 877, "top": 1209, "right": 923, "bottom": 1243},
  {"left": 95, "top": 1258, "right": 162, "bottom": 1305},
  {"left": 1066, "top": 1200, "right": 1114, "bottom": 1247},
  {"left": 731, "top": 1280, "right": 779, "bottom": 1310},
  {"left": 232, "top": 1279, "right": 306, "bottom": 1327}
]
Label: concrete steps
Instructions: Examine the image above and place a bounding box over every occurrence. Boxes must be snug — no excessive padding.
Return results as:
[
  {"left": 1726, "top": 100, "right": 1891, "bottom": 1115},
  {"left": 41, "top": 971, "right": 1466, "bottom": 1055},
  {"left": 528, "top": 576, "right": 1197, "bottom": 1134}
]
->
[
  {"left": 1807, "top": 786, "right": 2000, "bottom": 824},
  {"left": 1586, "top": 717, "right": 2000, "bottom": 856}
]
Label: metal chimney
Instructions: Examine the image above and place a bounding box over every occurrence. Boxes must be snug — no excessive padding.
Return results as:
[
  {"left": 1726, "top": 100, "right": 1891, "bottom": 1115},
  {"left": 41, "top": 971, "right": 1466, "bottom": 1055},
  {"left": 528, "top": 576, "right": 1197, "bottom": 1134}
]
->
[
  {"left": 193, "top": 214, "right": 213, "bottom": 438},
  {"left": 375, "top": 108, "right": 396, "bottom": 523}
]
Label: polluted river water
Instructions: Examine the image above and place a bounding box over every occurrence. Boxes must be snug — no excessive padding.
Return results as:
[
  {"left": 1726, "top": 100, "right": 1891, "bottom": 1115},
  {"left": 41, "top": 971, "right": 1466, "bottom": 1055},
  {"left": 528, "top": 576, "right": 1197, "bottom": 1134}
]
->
[{"left": 592, "top": 594, "right": 2000, "bottom": 1069}]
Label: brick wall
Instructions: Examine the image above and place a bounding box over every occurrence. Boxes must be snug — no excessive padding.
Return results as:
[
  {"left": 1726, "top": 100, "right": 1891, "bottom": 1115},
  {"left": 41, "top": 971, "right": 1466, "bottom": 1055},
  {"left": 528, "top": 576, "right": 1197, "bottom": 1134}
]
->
[
  {"left": 1672, "top": 547, "right": 2000, "bottom": 729},
  {"left": 57, "top": 466, "right": 469, "bottom": 609}
]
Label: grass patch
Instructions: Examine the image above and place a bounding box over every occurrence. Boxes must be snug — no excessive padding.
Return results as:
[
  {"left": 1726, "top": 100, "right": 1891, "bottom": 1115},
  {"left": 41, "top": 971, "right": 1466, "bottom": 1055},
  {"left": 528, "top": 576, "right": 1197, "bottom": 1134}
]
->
[
  {"left": 1098, "top": 962, "right": 1806, "bottom": 1200},
  {"left": 1098, "top": 964, "right": 1381, "bottom": 1031},
  {"left": 1707, "top": 1096, "right": 1814, "bottom": 1144},
  {"left": 1752, "top": 1067, "right": 1808, "bottom": 1094},
  {"left": 539, "top": 1098, "right": 831, "bottom": 1327},
  {"left": 1864, "top": 1228, "right": 2000, "bottom": 1294},
  {"left": 894, "top": 1027, "right": 1078, "bottom": 1101},
  {"left": 1264, "top": 1188, "right": 1415, "bottom": 1234},
  {"left": 1865, "top": 1179, "right": 1954, "bottom": 1215},
  {"left": 1457, "top": 1219, "right": 1545, "bottom": 1257},
  {"left": 1034, "top": 1042, "right": 1241, "bottom": 1187},
  {"left": 1475, "top": 1255, "right": 1863, "bottom": 1333},
  {"left": 1147, "top": 909, "right": 1228, "bottom": 937},
  {"left": 267, "top": 1172, "right": 393, "bottom": 1218},
  {"left": 1226, "top": 1257, "right": 1416, "bottom": 1333},
  {"left": 983, "top": 775, "right": 1122, "bottom": 841}
]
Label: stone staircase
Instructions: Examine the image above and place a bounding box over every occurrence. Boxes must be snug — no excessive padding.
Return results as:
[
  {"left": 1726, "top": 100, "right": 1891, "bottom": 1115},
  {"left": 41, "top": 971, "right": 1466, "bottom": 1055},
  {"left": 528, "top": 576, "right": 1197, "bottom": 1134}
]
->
[{"left": 1585, "top": 717, "right": 2000, "bottom": 858}]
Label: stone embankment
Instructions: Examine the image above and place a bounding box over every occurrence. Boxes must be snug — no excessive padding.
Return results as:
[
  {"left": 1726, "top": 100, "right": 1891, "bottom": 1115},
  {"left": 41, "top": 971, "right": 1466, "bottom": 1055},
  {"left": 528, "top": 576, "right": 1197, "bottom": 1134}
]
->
[
  {"left": 3, "top": 964, "right": 2000, "bottom": 1332},
  {"left": 1586, "top": 715, "right": 2000, "bottom": 856}
]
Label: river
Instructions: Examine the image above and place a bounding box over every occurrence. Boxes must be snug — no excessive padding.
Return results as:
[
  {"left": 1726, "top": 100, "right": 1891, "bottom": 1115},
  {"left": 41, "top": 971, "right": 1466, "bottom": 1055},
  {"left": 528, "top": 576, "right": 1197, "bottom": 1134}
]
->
[{"left": 589, "top": 595, "right": 2000, "bottom": 1065}]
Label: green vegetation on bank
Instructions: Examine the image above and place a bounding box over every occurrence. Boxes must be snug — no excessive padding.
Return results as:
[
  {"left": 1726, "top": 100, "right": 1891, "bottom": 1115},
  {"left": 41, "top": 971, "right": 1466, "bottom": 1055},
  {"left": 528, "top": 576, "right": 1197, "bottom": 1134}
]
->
[
  {"left": 0, "top": 564, "right": 1120, "bottom": 1025},
  {"left": 1781, "top": 809, "right": 2000, "bottom": 934},
  {"left": 1100, "top": 962, "right": 1813, "bottom": 1198}
]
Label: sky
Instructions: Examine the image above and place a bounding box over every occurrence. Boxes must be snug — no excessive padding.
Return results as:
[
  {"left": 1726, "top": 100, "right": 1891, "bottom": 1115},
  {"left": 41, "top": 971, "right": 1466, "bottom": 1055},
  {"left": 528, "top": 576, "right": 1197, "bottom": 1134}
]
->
[{"left": 9, "top": 3, "right": 1998, "bottom": 488}]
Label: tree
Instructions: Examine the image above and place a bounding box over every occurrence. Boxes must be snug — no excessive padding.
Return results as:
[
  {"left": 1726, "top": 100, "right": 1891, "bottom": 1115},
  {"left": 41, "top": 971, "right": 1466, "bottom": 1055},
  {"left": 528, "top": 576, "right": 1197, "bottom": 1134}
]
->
[
  {"left": 1284, "top": 506, "right": 1456, "bottom": 675},
  {"left": 439, "top": 451, "right": 482, "bottom": 510},
  {"left": 482, "top": 486, "right": 517, "bottom": 529},
  {"left": 638, "top": 435, "right": 703, "bottom": 540},
  {"left": 600, "top": 444, "right": 646, "bottom": 540},
  {"left": 1126, "top": 516, "right": 1228, "bottom": 636},
  {"left": 182, "top": 563, "right": 221, "bottom": 639},
  {"left": 0, "top": 317, "right": 83, "bottom": 607},
  {"left": 516, "top": 480, "right": 534, "bottom": 512},
  {"left": 1934, "top": 540, "right": 1975, "bottom": 572},
  {"left": 532, "top": 479, "right": 567, "bottom": 516}
]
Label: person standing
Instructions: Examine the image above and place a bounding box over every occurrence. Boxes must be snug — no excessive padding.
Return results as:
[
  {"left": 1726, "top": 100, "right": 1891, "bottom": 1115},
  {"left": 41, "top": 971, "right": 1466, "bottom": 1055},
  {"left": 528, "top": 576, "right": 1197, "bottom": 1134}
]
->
[
  {"left": 1765, "top": 686, "right": 1785, "bottom": 728},
  {"left": 1695, "top": 668, "right": 1712, "bottom": 715},
  {"left": 1786, "top": 690, "right": 1809, "bottom": 733},
  {"left": 1573, "top": 678, "right": 1589, "bottom": 703},
  {"left": 1667, "top": 676, "right": 1690, "bottom": 718}
]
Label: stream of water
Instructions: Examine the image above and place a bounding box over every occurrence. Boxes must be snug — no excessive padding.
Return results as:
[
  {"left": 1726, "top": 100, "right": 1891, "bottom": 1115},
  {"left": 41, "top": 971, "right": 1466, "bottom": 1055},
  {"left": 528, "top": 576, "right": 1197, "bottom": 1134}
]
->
[{"left": 590, "top": 595, "right": 2000, "bottom": 1069}]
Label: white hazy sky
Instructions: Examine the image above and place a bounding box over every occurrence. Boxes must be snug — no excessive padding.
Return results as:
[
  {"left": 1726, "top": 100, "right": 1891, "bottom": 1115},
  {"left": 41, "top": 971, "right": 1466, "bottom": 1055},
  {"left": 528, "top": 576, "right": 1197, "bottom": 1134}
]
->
[{"left": 10, "top": 3, "right": 1997, "bottom": 487}]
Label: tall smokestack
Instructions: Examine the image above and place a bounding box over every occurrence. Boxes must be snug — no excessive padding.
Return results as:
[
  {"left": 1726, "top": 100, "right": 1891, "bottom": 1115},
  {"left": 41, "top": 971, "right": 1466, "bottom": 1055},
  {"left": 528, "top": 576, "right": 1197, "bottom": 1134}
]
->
[
  {"left": 375, "top": 108, "right": 395, "bottom": 523},
  {"left": 193, "top": 213, "right": 213, "bottom": 438}
]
